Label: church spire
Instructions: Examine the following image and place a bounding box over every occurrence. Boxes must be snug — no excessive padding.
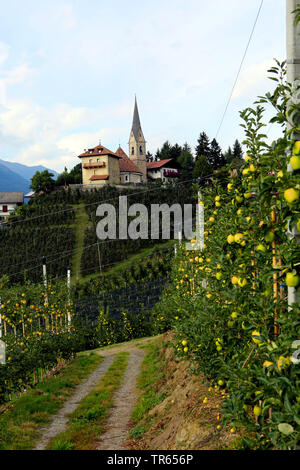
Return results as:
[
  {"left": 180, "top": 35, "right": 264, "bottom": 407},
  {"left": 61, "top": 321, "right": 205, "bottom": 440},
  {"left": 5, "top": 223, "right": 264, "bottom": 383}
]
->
[
  {"left": 131, "top": 96, "right": 142, "bottom": 141},
  {"left": 129, "top": 96, "right": 147, "bottom": 183}
]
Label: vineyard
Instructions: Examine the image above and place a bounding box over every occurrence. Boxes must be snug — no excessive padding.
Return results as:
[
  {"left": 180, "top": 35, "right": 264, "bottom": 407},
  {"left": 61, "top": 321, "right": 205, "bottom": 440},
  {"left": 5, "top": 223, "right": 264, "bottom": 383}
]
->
[{"left": 153, "top": 63, "right": 300, "bottom": 450}]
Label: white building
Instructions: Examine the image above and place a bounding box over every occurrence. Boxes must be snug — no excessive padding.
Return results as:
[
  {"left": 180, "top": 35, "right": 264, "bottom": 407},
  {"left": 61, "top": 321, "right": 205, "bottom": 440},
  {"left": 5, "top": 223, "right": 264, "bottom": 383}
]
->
[
  {"left": 0, "top": 192, "right": 24, "bottom": 221},
  {"left": 146, "top": 159, "right": 181, "bottom": 182}
]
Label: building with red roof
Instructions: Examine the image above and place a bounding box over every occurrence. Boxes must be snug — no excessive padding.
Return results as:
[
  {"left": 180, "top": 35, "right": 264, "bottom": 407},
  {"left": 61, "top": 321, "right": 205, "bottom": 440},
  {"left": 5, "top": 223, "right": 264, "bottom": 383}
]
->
[
  {"left": 78, "top": 98, "right": 147, "bottom": 187},
  {"left": 115, "top": 147, "right": 143, "bottom": 184},
  {"left": 147, "top": 158, "right": 181, "bottom": 181}
]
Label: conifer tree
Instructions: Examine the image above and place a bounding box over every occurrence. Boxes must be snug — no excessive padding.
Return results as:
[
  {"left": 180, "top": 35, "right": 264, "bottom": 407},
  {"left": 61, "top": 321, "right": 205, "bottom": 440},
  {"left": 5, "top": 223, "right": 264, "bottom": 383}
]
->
[
  {"left": 195, "top": 132, "right": 210, "bottom": 160},
  {"left": 208, "top": 138, "right": 225, "bottom": 169},
  {"left": 192, "top": 155, "right": 212, "bottom": 179},
  {"left": 178, "top": 143, "right": 194, "bottom": 179},
  {"left": 232, "top": 139, "right": 243, "bottom": 160},
  {"left": 224, "top": 146, "right": 233, "bottom": 162}
]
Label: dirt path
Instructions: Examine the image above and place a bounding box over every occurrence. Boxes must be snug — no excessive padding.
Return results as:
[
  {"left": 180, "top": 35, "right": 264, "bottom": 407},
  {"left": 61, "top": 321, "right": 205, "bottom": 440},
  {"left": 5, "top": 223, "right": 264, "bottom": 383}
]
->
[
  {"left": 34, "top": 336, "right": 158, "bottom": 450},
  {"left": 95, "top": 348, "right": 145, "bottom": 450},
  {"left": 34, "top": 355, "right": 115, "bottom": 450}
]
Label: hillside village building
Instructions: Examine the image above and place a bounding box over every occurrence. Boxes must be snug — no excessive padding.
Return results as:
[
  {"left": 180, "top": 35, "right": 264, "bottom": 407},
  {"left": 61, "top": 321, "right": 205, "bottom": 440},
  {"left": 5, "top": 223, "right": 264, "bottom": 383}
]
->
[
  {"left": 0, "top": 192, "right": 24, "bottom": 221},
  {"left": 78, "top": 98, "right": 180, "bottom": 187},
  {"left": 78, "top": 98, "right": 146, "bottom": 187},
  {"left": 147, "top": 159, "right": 181, "bottom": 182}
]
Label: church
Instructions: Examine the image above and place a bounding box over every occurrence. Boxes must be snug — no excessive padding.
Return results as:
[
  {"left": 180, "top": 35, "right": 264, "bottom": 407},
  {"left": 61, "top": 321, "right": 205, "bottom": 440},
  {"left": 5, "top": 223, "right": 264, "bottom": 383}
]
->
[{"left": 78, "top": 98, "right": 147, "bottom": 186}]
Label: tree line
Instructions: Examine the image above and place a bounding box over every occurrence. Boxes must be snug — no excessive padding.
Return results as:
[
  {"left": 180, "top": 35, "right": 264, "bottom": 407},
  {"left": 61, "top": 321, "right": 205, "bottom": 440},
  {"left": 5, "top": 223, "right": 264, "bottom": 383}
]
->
[
  {"left": 29, "top": 132, "right": 244, "bottom": 192},
  {"left": 147, "top": 132, "right": 244, "bottom": 180}
]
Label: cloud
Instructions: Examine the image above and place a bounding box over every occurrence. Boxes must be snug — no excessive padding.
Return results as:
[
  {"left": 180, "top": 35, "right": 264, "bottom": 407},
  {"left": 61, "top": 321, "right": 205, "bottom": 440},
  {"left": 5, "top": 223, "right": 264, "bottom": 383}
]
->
[
  {"left": 0, "top": 47, "right": 36, "bottom": 106},
  {"left": 57, "top": 129, "right": 119, "bottom": 155},
  {"left": 0, "top": 43, "right": 9, "bottom": 66},
  {"left": 232, "top": 60, "right": 274, "bottom": 99}
]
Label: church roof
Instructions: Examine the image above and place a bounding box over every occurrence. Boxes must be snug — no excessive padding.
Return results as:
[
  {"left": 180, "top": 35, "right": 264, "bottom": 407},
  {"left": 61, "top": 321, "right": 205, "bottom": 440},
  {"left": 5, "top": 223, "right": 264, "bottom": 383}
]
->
[
  {"left": 115, "top": 147, "right": 143, "bottom": 174},
  {"left": 131, "top": 97, "right": 143, "bottom": 141},
  {"left": 78, "top": 144, "right": 120, "bottom": 159}
]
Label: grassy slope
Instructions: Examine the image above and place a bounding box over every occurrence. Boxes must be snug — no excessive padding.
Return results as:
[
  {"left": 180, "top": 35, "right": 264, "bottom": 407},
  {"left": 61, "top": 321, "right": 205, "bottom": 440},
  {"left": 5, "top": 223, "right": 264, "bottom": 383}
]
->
[
  {"left": 128, "top": 334, "right": 237, "bottom": 450},
  {"left": 71, "top": 203, "right": 91, "bottom": 282},
  {"left": 70, "top": 197, "right": 173, "bottom": 285},
  {"left": 78, "top": 239, "right": 174, "bottom": 284}
]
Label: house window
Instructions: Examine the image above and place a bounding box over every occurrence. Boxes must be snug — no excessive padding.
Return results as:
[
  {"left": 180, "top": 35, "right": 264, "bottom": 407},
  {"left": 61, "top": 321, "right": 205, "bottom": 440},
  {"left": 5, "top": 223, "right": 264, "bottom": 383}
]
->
[
  {"left": 2, "top": 205, "right": 8, "bottom": 212},
  {"left": 125, "top": 175, "right": 129, "bottom": 182},
  {"left": 131, "top": 147, "right": 134, "bottom": 155},
  {"left": 97, "top": 159, "right": 100, "bottom": 163},
  {"left": 139, "top": 146, "right": 143, "bottom": 154},
  {"left": 89, "top": 159, "right": 93, "bottom": 163}
]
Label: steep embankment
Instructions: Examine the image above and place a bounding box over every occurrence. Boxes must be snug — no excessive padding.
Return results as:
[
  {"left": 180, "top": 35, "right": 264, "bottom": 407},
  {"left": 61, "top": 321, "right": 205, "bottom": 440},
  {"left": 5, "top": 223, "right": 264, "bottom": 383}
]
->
[{"left": 128, "top": 333, "right": 236, "bottom": 451}]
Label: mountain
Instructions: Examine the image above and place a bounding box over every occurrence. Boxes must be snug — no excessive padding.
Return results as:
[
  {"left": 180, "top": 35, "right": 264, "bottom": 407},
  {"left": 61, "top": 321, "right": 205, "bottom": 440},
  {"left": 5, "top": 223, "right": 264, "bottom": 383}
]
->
[
  {"left": 0, "top": 159, "right": 59, "bottom": 194},
  {"left": 0, "top": 159, "right": 58, "bottom": 181},
  {"left": 0, "top": 162, "right": 30, "bottom": 193}
]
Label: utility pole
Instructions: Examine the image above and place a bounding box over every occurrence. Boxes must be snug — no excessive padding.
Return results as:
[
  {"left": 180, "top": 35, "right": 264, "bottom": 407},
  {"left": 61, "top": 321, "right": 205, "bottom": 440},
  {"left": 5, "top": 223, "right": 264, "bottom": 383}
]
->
[{"left": 286, "top": 0, "right": 300, "bottom": 308}]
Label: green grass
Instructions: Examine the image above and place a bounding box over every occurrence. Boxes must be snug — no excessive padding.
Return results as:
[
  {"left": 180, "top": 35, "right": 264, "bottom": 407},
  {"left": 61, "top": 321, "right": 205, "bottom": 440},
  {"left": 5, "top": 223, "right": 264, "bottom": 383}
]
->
[
  {"left": 130, "top": 340, "right": 167, "bottom": 432},
  {"left": 80, "top": 239, "right": 174, "bottom": 283},
  {"left": 47, "top": 352, "right": 129, "bottom": 450},
  {"left": 71, "top": 203, "right": 91, "bottom": 282},
  {"left": 0, "top": 352, "right": 103, "bottom": 450},
  {"left": 80, "top": 334, "right": 163, "bottom": 355},
  {"left": 129, "top": 424, "right": 146, "bottom": 439}
]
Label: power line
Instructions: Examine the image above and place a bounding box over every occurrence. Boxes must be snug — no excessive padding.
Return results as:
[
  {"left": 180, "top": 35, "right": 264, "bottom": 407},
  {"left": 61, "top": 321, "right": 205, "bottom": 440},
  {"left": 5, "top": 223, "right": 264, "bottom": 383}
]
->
[{"left": 215, "top": 0, "right": 264, "bottom": 139}]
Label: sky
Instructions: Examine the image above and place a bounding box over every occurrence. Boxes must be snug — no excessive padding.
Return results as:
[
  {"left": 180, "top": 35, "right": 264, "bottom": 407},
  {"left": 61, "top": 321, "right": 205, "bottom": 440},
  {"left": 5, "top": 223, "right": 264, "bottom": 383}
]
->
[{"left": 0, "top": 0, "right": 286, "bottom": 173}]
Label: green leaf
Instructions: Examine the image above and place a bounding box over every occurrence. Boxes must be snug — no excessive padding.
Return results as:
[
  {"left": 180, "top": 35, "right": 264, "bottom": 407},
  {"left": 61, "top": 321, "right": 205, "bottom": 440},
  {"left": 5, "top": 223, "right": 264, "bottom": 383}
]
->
[{"left": 278, "top": 423, "right": 295, "bottom": 436}]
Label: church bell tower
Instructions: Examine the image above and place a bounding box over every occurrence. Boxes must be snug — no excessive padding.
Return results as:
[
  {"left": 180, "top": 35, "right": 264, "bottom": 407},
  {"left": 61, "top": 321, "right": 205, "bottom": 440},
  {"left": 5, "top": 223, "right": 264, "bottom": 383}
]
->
[{"left": 129, "top": 97, "right": 147, "bottom": 182}]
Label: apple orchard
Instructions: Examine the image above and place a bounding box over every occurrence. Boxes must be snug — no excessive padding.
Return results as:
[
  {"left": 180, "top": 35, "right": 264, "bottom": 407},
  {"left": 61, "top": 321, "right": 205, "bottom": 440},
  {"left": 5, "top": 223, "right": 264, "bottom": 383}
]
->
[{"left": 152, "top": 61, "right": 300, "bottom": 450}]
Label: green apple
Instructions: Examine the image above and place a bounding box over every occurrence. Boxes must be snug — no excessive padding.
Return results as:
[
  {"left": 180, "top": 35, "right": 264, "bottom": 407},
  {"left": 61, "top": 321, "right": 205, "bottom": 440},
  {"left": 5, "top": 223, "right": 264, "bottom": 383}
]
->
[
  {"left": 293, "top": 141, "right": 300, "bottom": 155},
  {"left": 265, "top": 231, "right": 275, "bottom": 243},
  {"left": 284, "top": 188, "right": 299, "bottom": 204},
  {"left": 290, "top": 155, "right": 300, "bottom": 170},
  {"left": 286, "top": 272, "right": 300, "bottom": 287}
]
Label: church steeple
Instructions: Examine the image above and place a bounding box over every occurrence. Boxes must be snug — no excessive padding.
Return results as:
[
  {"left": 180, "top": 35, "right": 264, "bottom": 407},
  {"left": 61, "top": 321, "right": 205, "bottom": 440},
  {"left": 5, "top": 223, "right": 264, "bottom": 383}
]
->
[
  {"left": 131, "top": 96, "right": 142, "bottom": 141},
  {"left": 129, "top": 96, "right": 147, "bottom": 182}
]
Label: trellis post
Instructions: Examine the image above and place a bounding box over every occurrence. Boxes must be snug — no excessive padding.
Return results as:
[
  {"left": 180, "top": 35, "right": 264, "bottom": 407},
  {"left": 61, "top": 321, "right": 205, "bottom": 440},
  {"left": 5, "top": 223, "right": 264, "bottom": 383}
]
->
[
  {"left": 42, "top": 256, "right": 48, "bottom": 306},
  {"left": 0, "top": 296, "right": 2, "bottom": 339},
  {"left": 67, "top": 267, "right": 72, "bottom": 326},
  {"left": 198, "top": 191, "right": 205, "bottom": 251},
  {"left": 0, "top": 339, "right": 5, "bottom": 365},
  {"left": 286, "top": 0, "right": 300, "bottom": 309}
]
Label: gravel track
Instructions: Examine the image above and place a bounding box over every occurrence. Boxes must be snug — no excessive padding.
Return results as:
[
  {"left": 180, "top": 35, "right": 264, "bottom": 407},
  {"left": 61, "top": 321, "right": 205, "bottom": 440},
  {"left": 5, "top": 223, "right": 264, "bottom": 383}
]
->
[
  {"left": 34, "top": 336, "right": 157, "bottom": 450},
  {"left": 34, "top": 355, "right": 115, "bottom": 450}
]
